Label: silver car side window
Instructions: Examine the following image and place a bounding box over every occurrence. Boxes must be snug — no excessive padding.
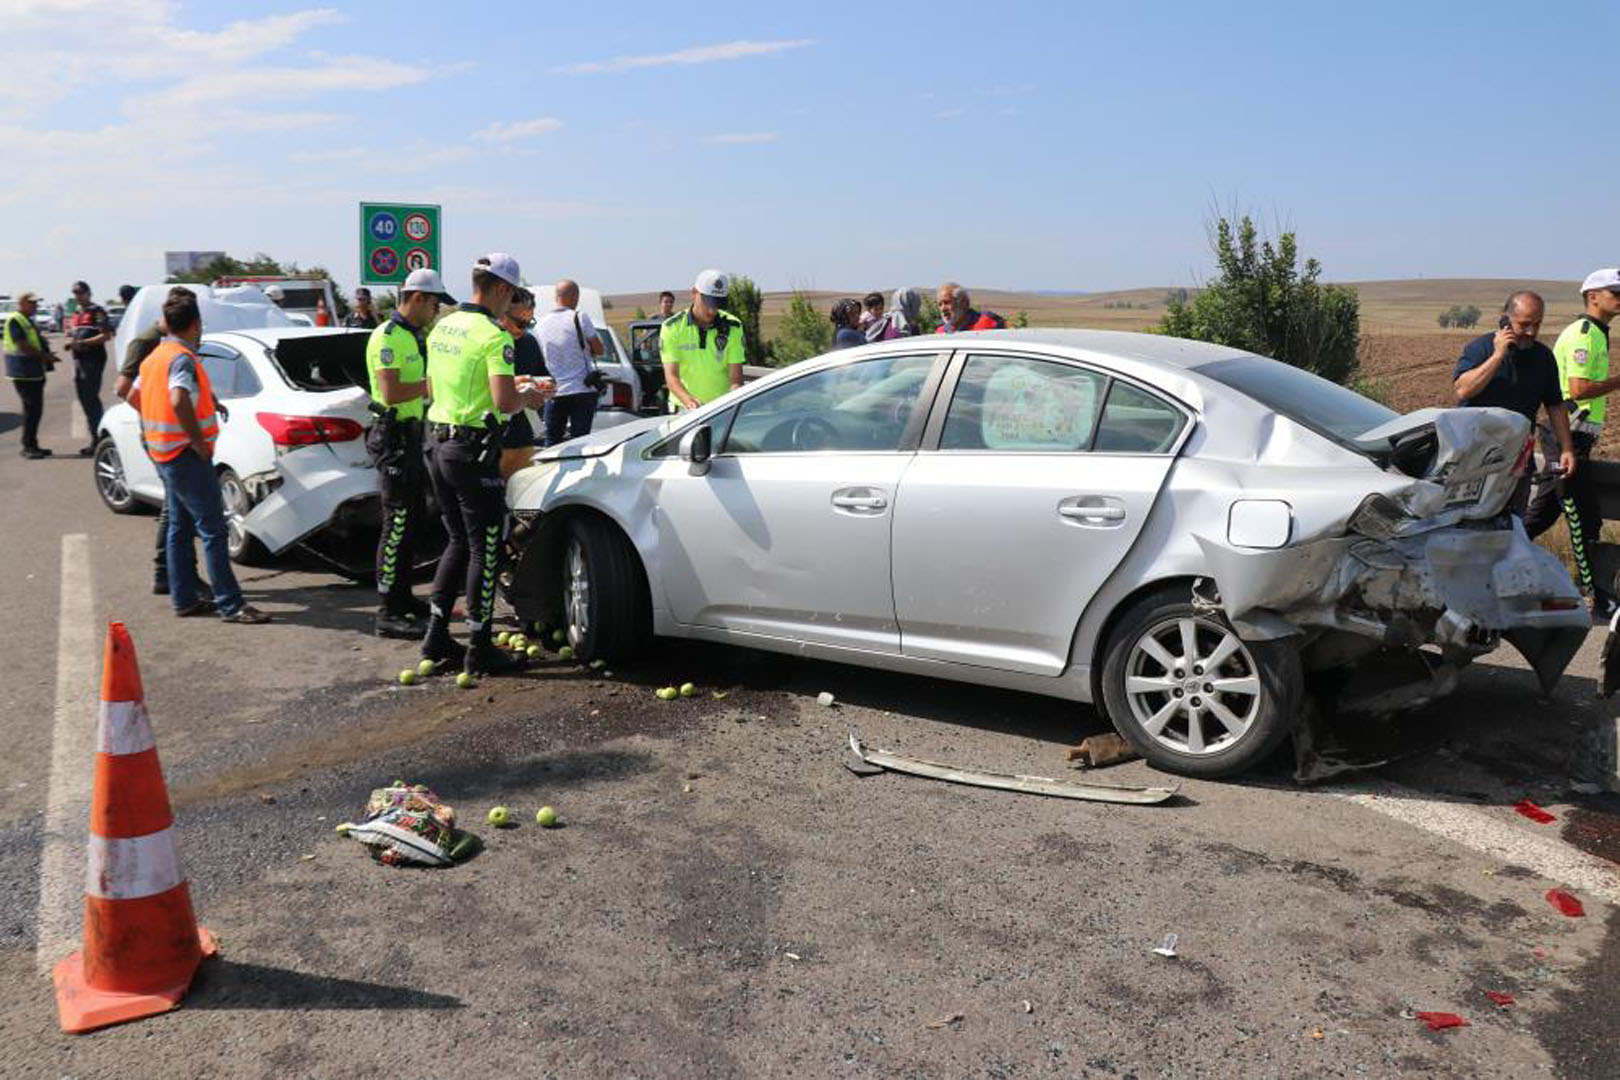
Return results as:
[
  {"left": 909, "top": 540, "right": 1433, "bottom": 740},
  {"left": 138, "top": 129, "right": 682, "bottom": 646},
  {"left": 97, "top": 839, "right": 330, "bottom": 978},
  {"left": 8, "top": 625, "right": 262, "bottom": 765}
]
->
[
  {"left": 722, "top": 355, "right": 935, "bottom": 454},
  {"left": 1092, "top": 381, "right": 1184, "bottom": 454},
  {"left": 939, "top": 355, "right": 1107, "bottom": 452}
]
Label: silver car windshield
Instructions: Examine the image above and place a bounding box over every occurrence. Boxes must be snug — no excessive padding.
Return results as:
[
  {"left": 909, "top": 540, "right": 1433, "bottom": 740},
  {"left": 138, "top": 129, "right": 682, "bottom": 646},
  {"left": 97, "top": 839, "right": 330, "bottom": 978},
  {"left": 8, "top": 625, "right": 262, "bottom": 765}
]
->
[{"left": 1194, "top": 355, "right": 1396, "bottom": 446}]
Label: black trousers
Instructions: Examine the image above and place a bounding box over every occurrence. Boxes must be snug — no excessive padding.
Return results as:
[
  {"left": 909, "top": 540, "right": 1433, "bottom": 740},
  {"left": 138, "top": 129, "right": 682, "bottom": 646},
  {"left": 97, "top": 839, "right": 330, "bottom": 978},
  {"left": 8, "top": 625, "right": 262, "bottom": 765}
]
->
[
  {"left": 426, "top": 432, "right": 506, "bottom": 630},
  {"left": 367, "top": 423, "right": 426, "bottom": 610},
  {"left": 1524, "top": 430, "right": 1604, "bottom": 596},
  {"left": 10, "top": 378, "right": 44, "bottom": 450},
  {"left": 73, "top": 354, "right": 105, "bottom": 436}
]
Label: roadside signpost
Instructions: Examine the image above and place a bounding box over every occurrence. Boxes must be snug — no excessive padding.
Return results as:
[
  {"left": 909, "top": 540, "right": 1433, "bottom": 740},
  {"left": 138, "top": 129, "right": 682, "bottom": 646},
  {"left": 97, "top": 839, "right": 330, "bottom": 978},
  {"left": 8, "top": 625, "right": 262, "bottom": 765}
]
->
[{"left": 360, "top": 202, "right": 440, "bottom": 287}]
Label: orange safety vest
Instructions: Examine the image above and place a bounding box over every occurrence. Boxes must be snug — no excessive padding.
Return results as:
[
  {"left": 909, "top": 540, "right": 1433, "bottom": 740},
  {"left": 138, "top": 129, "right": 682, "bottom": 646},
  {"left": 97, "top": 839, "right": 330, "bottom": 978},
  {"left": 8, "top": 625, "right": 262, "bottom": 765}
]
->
[{"left": 138, "top": 339, "right": 218, "bottom": 463}]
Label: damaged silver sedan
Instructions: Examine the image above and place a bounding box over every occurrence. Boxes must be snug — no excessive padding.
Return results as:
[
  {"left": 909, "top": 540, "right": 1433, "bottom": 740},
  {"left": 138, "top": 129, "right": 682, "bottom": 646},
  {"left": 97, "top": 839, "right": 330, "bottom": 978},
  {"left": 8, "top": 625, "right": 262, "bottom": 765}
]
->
[{"left": 504, "top": 331, "right": 1589, "bottom": 778}]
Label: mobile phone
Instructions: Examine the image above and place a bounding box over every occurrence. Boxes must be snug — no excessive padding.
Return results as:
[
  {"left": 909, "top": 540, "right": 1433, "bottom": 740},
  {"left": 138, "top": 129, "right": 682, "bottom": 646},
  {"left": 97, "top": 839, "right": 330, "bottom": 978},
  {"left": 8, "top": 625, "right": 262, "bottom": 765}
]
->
[{"left": 1498, "top": 315, "right": 1511, "bottom": 330}]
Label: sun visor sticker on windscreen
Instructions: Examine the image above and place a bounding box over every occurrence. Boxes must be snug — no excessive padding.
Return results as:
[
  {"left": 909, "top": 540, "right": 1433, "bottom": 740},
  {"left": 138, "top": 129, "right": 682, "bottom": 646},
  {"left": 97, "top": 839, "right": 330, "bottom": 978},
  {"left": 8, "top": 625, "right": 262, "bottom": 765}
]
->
[{"left": 981, "top": 363, "right": 1096, "bottom": 450}]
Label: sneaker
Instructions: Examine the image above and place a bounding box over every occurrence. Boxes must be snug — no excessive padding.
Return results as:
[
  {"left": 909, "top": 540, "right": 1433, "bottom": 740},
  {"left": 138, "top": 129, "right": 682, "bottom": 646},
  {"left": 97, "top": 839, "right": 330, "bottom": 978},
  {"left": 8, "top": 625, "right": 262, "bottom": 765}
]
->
[
  {"left": 175, "top": 599, "right": 217, "bottom": 617},
  {"left": 21, "top": 447, "right": 49, "bottom": 460},
  {"left": 401, "top": 594, "right": 431, "bottom": 619},
  {"left": 465, "top": 639, "right": 526, "bottom": 676},
  {"left": 220, "top": 604, "right": 272, "bottom": 624},
  {"left": 152, "top": 578, "right": 170, "bottom": 596}
]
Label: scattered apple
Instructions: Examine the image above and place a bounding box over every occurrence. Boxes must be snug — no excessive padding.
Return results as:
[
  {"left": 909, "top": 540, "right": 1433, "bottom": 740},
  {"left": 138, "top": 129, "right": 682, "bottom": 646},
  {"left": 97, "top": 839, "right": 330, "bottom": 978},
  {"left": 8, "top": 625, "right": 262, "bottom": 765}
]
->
[
  {"left": 486, "top": 806, "right": 512, "bottom": 827},
  {"left": 536, "top": 806, "right": 558, "bottom": 828},
  {"left": 398, "top": 669, "right": 417, "bottom": 686}
]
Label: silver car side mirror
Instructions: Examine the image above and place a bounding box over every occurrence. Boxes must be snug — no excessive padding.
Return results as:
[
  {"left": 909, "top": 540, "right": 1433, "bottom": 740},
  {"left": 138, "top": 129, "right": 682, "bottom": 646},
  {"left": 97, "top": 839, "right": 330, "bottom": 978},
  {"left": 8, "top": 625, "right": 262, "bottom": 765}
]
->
[{"left": 681, "top": 424, "right": 713, "bottom": 477}]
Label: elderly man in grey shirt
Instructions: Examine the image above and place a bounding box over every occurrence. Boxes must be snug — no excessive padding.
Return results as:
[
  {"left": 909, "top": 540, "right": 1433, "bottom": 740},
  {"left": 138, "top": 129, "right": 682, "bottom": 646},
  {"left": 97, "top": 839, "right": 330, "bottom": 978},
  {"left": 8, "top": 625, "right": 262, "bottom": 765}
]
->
[{"left": 536, "top": 278, "right": 605, "bottom": 447}]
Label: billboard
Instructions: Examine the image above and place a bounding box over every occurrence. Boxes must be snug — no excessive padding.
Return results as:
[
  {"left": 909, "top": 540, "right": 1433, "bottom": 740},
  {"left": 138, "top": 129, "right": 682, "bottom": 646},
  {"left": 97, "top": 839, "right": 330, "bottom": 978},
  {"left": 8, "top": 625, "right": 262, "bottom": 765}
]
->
[{"left": 164, "top": 251, "right": 225, "bottom": 276}]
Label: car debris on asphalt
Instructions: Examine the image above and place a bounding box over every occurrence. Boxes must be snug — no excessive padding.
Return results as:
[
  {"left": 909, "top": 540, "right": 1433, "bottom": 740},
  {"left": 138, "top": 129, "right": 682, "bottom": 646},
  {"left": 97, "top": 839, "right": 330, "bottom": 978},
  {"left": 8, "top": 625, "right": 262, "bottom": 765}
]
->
[
  {"left": 845, "top": 733, "right": 1179, "bottom": 805},
  {"left": 1152, "top": 932, "right": 1179, "bottom": 958},
  {"left": 1064, "top": 732, "right": 1139, "bottom": 768}
]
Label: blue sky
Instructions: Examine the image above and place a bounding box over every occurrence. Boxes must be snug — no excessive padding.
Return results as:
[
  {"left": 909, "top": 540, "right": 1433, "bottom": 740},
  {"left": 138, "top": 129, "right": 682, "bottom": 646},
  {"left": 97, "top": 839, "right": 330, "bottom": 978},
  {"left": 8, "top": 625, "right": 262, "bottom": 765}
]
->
[{"left": 4, "top": 0, "right": 1618, "bottom": 302}]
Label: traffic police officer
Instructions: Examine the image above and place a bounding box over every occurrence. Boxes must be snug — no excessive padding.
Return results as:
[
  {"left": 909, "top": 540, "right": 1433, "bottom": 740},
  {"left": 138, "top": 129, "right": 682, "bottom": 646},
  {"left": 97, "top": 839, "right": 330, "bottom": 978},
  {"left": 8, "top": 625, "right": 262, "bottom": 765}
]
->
[
  {"left": 420, "top": 254, "right": 550, "bottom": 675},
  {"left": 660, "top": 269, "right": 746, "bottom": 411},
  {"left": 1532, "top": 268, "right": 1620, "bottom": 619},
  {"left": 4, "top": 291, "right": 56, "bottom": 458},
  {"left": 366, "top": 267, "right": 455, "bottom": 640}
]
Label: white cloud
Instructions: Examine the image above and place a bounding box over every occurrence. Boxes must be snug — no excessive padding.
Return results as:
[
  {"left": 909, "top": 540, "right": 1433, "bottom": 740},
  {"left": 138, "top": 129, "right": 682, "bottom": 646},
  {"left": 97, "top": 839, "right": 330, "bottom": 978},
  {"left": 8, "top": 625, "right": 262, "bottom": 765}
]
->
[
  {"left": 702, "top": 132, "right": 780, "bottom": 145},
  {"left": 473, "top": 117, "right": 564, "bottom": 143},
  {"left": 557, "top": 38, "right": 816, "bottom": 75},
  {"left": 934, "top": 108, "right": 965, "bottom": 120}
]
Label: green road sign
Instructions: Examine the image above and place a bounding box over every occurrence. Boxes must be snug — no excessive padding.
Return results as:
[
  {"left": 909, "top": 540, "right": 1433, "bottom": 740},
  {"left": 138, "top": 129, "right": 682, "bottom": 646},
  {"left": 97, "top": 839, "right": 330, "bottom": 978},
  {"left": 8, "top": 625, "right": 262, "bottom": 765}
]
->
[{"left": 360, "top": 202, "right": 441, "bottom": 287}]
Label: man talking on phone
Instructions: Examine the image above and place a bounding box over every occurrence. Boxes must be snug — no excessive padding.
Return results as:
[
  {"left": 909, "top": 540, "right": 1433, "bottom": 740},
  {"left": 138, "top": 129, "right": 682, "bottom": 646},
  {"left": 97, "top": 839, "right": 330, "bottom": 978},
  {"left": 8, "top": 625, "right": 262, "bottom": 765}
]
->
[{"left": 1453, "top": 290, "right": 1577, "bottom": 534}]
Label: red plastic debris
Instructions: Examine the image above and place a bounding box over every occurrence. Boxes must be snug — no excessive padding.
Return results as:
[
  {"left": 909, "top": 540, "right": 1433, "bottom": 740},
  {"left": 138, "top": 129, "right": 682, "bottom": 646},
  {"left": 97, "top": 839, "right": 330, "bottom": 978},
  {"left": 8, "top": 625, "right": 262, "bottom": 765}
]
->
[
  {"left": 1486, "top": 991, "right": 1516, "bottom": 1007},
  {"left": 1415, "top": 1012, "right": 1469, "bottom": 1031},
  {"left": 1513, "top": 799, "right": 1557, "bottom": 824},
  {"left": 1545, "top": 889, "right": 1585, "bottom": 917}
]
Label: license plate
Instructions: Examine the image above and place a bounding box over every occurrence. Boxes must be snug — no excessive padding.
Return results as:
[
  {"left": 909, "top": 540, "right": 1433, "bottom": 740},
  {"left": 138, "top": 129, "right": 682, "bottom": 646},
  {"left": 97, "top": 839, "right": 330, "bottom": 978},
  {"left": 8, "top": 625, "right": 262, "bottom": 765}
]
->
[{"left": 1443, "top": 477, "right": 1484, "bottom": 506}]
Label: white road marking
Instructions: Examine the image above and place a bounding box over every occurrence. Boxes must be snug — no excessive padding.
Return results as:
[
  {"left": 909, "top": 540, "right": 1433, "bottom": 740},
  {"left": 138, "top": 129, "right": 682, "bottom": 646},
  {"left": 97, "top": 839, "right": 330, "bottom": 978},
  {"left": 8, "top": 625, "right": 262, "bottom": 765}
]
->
[
  {"left": 1333, "top": 777, "right": 1620, "bottom": 906},
  {"left": 36, "top": 533, "right": 97, "bottom": 974}
]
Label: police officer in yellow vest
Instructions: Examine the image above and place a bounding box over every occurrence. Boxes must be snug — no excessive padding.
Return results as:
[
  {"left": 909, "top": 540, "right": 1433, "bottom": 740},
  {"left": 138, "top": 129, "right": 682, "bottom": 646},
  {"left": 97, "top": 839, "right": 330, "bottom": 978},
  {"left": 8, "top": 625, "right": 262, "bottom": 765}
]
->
[
  {"left": 420, "top": 254, "right": 552, "bottom": 675},
  {"left": 1529, "top": 268, "right": 1620, "bottom": 619},
  {"left": 366, "top": 267, "right": 456, "bottom": 641},
  {"left": 4, "top": 291, "right": 57, "bottom": 458},
  {"left": 661, "top": 269, "right": 746, "bottom": 412}
]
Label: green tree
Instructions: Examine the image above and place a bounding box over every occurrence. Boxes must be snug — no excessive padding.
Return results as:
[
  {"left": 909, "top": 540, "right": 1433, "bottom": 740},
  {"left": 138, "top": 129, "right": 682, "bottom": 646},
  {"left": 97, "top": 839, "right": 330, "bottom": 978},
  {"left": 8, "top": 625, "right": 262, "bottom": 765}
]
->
[
  {"left": 916, "top": 294, "right": 942, "bottom": 335},
  {"left": 633, "top": 305, "right": 648, "bottom": 320},
  {"left": 1437, "top": 310, "right": 1452, "bottom": 329},
  {"left": 770, "top": 290, "right": 831, "bottom": 366},
  {"left": 1158, "top": 216, "right": 1361, "bottom": 386},
  {"left": 723, "top": 273, "right": 769, "bottom": 365},
  {"left": 1012, "top": 310, "right": 1030, "bottom": 329},
  {"left": 165, "top": 252, "right": 349, "bottom": 317},
  {"left": 1455, "top": 304, "right": 1480, "bottom": 329}
]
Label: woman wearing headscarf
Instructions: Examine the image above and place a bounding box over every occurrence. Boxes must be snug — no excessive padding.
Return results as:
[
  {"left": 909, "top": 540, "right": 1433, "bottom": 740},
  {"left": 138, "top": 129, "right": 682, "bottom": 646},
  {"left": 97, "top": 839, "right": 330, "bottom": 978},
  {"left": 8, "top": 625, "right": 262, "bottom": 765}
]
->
[{"left": 866, "top": 287, "right": 921, "bottom": 341}]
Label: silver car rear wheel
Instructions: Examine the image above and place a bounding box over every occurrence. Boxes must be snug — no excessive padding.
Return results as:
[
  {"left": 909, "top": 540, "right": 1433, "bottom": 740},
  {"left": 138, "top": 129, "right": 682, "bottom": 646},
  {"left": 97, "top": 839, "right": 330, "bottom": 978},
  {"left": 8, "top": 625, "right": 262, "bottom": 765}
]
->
[
  {"left": 1100, "top": 587, "right": 1300, "bottom": 778},
  {"left": 1124, "top": 616, "right": 1261, "bottom": 756}
]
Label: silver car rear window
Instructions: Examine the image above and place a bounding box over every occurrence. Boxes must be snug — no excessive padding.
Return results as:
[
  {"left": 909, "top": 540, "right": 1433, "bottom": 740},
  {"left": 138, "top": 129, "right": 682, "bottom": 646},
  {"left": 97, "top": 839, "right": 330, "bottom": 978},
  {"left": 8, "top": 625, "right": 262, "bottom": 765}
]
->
[{"left": 1194, "top": 355, "right": 1396, "bottom": 445}]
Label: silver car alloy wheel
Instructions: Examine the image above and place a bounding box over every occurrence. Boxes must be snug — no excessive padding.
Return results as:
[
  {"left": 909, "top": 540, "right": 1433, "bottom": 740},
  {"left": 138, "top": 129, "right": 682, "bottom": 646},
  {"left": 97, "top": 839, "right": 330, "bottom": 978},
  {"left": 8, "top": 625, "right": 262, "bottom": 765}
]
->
[
  {"left": 564, "top": 537, "right": 590, "bottom": 648},
  {"left": 1123, "top": 615, "right": 1262, "bottom": 756},
  {"left": 219, "top": 471, "right": 251, "bottom": 559},
  {"left": 94, "top": 442, "right": 131, "bottom": 509}
]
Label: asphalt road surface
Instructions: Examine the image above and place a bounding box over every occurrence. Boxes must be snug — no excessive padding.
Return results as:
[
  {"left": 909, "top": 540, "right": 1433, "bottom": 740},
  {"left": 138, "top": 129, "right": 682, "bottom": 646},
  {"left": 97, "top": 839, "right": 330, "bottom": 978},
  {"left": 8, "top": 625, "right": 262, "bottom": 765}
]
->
[{"left": 2, "top": 376, "right": 1618, "bottom": 1078}]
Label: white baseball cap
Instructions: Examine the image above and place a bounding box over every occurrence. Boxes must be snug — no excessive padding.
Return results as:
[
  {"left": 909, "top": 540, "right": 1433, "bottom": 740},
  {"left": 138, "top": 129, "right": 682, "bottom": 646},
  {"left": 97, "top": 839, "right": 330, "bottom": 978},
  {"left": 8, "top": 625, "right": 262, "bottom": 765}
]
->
[
  {"left": 693, "top": 268, "right": 728, "bottom": 301},
  {"left": 401, "top": 267, "right": 455, "bottom": 303},
  {"left": 474, "top": 252, "right": 522, "bottom": 288},
  {"left": 1580, "top": 268, "right": 1620, "bottom": 295}
]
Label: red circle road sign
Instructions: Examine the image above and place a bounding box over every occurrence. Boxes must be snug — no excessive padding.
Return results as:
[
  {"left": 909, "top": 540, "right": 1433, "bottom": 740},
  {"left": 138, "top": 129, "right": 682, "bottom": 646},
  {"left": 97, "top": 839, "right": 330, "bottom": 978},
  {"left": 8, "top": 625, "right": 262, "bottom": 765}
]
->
[
  {"left": 404, "top": 247, "right": 433, "bottom": 272},
  {"left": 403, "top": 213, "right": 432, "bottom": 242},
  {"left": 369, "top": 247, "right": 399, "bottom": 277}
]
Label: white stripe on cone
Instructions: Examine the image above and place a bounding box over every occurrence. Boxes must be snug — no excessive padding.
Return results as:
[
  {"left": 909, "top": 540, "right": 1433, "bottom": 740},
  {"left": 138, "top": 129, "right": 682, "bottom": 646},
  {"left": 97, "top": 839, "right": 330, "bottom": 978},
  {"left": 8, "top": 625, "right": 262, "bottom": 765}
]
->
[
  {"left": 85, "top": 830, "right": 184, "bottom": 901},
  {"left": 96, "top": 700, "right": 156, "bottom": 757}
]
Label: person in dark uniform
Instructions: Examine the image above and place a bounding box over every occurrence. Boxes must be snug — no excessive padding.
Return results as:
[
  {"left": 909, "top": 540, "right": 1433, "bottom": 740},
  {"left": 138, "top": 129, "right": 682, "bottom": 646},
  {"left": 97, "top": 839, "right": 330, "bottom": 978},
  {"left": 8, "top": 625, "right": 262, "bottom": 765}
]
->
[
  {"left": 65, "top": 280, "right": 112, "bottom": 454},
  {"left": 365, "top": 268, "right": 455, "bottom": 640},
  {"left": 420, "top": 254, "right": 551, "bottom": 675},
  {"left": 498, "top": 287, "right": 548, "bottom": 477},
  {"left": 344, "top": 287, "right": 380, "bottom": 329}
]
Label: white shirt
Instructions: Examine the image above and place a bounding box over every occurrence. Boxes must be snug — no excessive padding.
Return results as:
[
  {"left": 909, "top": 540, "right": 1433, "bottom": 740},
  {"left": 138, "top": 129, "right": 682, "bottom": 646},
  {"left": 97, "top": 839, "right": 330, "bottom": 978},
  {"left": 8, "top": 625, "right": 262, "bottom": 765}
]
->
[{"left": 536, "top": 306, "right": 598, "bottom": 397}]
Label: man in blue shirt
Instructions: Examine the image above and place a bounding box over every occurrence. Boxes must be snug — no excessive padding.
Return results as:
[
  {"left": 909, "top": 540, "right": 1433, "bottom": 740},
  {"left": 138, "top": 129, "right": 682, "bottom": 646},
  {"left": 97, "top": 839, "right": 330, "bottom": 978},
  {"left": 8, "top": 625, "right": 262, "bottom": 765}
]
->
[{"left": 1452, "top": 290, "right": 1575, "bottom": 529}]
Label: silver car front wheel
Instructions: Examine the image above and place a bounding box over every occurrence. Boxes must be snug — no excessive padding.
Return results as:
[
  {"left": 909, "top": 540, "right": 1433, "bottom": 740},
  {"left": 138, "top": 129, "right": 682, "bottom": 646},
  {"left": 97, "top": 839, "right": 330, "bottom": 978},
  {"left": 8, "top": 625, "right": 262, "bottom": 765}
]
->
[
  {"left": 563, "top": 536, "right": 591, "bottom": 649},
  {"left": 1101, "top": 587, "right": 1300, "bottom": 778}
]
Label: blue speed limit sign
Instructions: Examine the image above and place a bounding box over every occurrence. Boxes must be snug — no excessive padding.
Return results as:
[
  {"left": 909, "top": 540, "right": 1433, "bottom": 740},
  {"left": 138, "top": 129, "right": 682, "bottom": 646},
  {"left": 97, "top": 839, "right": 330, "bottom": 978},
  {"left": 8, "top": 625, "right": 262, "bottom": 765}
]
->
[{"left": 368, "top": 212, "right": 398, "bottom": 242}]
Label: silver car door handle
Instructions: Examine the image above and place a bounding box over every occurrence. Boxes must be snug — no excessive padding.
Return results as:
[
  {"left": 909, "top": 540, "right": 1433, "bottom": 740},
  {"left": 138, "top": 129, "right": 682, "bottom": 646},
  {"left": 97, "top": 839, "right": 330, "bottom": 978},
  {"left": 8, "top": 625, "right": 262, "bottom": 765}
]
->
[
  {"left": 832, "top": 494, "right": 888, "bottom": 510},
  {"left": 1059, "top": 503, "right": 1126, "bottom": 522}
]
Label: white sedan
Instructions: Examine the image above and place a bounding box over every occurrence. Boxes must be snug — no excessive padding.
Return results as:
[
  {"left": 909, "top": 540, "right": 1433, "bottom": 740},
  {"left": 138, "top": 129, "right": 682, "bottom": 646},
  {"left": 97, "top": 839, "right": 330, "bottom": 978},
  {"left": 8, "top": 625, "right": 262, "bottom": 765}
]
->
[{"left": 93, "top": 327, "right": 391, "bottom": 574}]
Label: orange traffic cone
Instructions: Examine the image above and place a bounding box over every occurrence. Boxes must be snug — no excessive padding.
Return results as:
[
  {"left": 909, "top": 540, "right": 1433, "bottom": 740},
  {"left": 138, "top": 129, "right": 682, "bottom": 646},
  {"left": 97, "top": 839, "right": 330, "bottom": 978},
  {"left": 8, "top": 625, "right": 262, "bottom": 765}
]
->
[{"left": 53, "top": 621, "right": 216, "bottom": 1034}]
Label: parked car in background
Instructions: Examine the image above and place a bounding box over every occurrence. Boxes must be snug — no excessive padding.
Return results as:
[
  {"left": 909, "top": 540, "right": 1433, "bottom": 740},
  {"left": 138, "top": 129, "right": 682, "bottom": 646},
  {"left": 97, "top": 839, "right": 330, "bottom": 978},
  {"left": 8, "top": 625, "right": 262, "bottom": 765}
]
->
[
  {"left": 501, "top": 330, "right": 1587, "bottom": 779},
  {"left": 93, "top": 326, "right": 435, "bottom": 576},
  {"left": 521, "top": 285, "right": 641, "bottom": 437}
]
